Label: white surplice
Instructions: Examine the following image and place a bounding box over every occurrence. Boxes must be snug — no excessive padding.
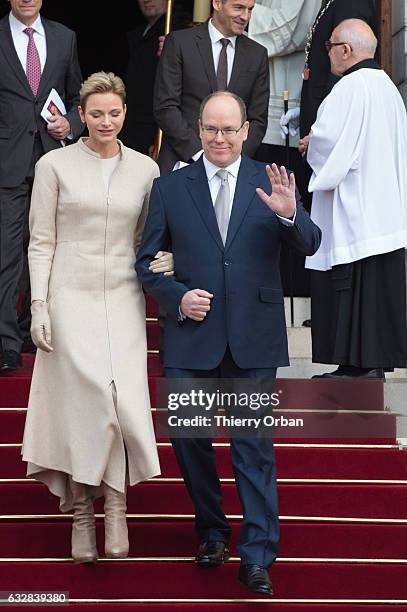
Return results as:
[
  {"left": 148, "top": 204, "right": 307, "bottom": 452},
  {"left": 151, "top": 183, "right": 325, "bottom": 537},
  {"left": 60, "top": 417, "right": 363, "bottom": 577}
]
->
[{"left": 305, "top": 67, "right": 407, "bottom": 272}]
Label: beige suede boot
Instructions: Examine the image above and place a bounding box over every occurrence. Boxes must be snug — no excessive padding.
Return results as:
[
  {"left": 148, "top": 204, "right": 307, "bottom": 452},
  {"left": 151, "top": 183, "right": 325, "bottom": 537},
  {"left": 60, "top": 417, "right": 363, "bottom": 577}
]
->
[
  {"left": 69, "top": 477, "right": 98, "bottom": 563},
  {"left": 103, "top": 483, "right": 129, "bottom": 558}
]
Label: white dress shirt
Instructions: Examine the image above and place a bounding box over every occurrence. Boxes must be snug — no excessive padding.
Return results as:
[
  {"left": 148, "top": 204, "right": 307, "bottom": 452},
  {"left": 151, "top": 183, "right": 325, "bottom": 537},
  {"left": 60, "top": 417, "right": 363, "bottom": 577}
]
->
[
  {"left": 9, "top": 12, "right": 47, "bottom": 73},
  {"left": 207, "top": 19, "right": 237, "bottom": 86},
  {"left": 202, "top": 154, "right": 240, "bottom": 218}
]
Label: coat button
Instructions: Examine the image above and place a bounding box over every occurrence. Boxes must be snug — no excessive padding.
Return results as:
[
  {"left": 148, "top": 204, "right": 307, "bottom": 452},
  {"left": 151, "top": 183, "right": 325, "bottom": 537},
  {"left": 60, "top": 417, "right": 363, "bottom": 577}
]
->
[{"left": 224, "top": 260, "right": 230, "bottom": 266}]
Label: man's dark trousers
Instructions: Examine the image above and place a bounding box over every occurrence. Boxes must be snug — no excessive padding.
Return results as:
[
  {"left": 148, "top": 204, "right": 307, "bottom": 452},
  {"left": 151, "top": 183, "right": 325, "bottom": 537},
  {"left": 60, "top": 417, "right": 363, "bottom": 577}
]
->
[
  {"left": 166, "top": 346, "right": 279, "bottom": 568},
  {"left": 0, "top": 137, "right": 43, "bottom": 353}
]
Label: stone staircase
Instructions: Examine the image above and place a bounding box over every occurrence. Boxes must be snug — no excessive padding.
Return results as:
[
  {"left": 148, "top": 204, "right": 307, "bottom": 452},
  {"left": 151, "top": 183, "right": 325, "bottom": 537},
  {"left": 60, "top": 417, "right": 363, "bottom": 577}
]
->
[{"left": 284, "top": 298, "right": 407, "bottom": 447}]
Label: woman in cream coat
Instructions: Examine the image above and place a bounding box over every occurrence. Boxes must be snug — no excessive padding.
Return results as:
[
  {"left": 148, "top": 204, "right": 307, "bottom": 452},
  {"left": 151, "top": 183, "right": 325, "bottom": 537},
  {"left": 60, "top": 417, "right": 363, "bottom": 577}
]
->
[{"left": 22, "top": 72, "right": 172, "bottom": 563}]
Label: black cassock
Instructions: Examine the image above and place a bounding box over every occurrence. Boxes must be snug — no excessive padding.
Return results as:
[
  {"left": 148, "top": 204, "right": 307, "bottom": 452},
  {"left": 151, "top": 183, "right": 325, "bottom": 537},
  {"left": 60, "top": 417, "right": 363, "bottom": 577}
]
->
[{"left": 311, "top": 249, "right": 407, "bottom": 369}]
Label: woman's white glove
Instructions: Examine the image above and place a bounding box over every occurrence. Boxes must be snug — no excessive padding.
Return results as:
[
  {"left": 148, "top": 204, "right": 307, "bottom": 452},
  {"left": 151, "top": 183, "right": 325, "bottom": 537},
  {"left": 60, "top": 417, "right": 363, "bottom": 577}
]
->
[
  {"left": 31, "top": 301, "right": 53, "bottom": 353},
  {"left": 149, "top": 250, "right": 174, "bottom": 276}
]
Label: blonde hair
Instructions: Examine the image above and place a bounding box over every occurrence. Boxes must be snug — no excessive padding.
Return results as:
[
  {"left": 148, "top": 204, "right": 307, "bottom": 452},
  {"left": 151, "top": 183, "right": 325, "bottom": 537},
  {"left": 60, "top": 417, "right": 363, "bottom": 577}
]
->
[{"left": 79, "top": 71, "right": 126, "bottom": 109}]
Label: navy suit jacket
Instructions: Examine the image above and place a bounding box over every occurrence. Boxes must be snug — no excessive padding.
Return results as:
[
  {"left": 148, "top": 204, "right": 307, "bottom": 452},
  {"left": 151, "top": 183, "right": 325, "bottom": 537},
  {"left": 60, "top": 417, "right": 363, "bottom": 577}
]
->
[{"left": 136, "top": 156, "right": 321, "bottom": 370}]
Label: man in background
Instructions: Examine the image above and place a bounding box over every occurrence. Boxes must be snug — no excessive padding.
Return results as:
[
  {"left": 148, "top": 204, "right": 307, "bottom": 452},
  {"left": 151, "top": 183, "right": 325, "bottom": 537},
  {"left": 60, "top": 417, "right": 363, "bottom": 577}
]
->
[
  {"left": 121, "top": 0, "right": 189, "bottom": 155},
  {"left": 153, "top": 0, "right": 269, "bottom": 175},
  {"left": 305, "top": 19, "right": 407, "bottom": 379},
  {"left": 0, "top": 0, "right": 83, "bottom": 373},
  {"left": 298, "top": 0, "right": 377, "bottom": 146},
  {"left": 279, "top": 0, "right": 377, "bottom": 324}
]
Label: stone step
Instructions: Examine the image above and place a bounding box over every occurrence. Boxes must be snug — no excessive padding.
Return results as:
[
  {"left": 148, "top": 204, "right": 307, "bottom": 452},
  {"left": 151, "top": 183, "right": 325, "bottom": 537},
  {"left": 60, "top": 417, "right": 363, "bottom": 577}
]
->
[
  {"left": 281, "top": 359, "right": 407, "bottom": 381},
  {"left": 287, "top": 327, "right": 312, "bottom": 359},
  {"left": 284, "top": 296, "right": 311, "bottom": 327}
]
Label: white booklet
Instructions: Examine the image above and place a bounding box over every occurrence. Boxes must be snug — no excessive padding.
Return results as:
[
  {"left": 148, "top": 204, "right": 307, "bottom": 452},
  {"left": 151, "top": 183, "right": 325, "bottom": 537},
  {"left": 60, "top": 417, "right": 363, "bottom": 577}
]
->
[{"left": 40, "top": 88, "right": 67, "bottom": 147}]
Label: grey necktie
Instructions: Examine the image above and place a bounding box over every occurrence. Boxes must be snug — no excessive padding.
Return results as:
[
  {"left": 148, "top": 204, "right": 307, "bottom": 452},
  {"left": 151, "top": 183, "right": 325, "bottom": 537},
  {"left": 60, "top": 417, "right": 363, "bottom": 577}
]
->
[
  {"left": 217, "top": 38, "right": 230, "bottom": 90},
  {"left": 214, "top": 169, "right": 230, "bottom": 245}
]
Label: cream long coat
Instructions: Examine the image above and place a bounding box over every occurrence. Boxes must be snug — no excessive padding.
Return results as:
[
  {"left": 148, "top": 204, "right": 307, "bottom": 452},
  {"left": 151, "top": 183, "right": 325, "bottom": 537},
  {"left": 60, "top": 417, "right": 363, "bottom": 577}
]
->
[{"left": 22, "top": 138, "right": 160, "bottom": 511}]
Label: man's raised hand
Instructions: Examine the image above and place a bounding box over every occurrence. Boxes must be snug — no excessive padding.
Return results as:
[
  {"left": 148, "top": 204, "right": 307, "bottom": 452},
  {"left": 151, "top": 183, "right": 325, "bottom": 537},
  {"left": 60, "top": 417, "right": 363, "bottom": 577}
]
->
[{"left": 256, "top": 163, "right": 296, "bottom": 219}]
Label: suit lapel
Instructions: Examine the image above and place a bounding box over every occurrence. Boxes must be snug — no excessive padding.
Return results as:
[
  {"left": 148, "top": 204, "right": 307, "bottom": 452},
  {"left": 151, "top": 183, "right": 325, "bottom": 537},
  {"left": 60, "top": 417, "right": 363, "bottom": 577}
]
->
[
  {"left": 225, "top": 156, "right": 259, "bottom": 252},
  {"left": 0, "top": 16, "right": 33, "bottom": 96},
  {"left": 228, "top": 35, "right": 249, "bottom": 92},
  {"left": 37, "top": 18, "right": 57, "bottom": 99},
  {"left": 195, "top": 23, "right": 218, "bottom": 92},
  {"left": 186, "top": 158, "right": 224, "bottom": 252}
]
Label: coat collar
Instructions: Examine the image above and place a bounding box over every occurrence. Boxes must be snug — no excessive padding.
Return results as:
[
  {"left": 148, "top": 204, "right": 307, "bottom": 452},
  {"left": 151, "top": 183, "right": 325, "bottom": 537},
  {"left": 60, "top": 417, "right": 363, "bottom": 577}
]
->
[
  {"left": 78, "top": 137, "right": 125, "bottom": 160},
  {"left": 343, "top": 58, "right": 380, "bottom": 76},
  {"left": 185, "top": 155, "right": 261, "bottom": 252},
  {"left": 131, "top": 14, "right": 165, "bottom": 41},
  {"left": 195, "top": 22, "right": 218, "bottom": 92}
]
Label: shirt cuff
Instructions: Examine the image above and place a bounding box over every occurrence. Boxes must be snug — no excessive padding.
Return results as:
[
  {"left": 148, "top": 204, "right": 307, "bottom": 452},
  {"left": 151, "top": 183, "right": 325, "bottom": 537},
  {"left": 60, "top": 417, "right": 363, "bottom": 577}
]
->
[
  {"left": 276, "top": 210, "right": 296, "bottom": 226},
  {"left": 178, "top": 305, "right": 187, "bottom": 322}
]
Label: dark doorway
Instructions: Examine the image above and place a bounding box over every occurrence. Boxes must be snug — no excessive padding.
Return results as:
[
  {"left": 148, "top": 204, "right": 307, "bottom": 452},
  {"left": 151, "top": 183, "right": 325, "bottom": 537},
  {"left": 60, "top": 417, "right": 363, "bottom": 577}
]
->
[{"left": 0, "top": 0, "right": 193, "bottom": 79}]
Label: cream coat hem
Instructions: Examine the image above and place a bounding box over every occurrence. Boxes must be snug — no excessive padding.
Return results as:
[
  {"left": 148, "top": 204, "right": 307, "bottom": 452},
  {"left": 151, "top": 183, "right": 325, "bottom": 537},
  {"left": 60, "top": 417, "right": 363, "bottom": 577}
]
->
[{"left": 22, "top": 139, "right": 161, "bottom": 509}]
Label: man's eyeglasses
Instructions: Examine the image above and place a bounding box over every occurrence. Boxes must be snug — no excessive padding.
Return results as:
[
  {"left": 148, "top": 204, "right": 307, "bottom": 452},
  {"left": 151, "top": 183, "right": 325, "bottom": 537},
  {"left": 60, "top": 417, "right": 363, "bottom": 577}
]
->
[
  {"left": 324, "top": 40, "right": 351, "bottom": 52},
  {"left": 201, "top": 124, "right": 244, "bottom": 138}
]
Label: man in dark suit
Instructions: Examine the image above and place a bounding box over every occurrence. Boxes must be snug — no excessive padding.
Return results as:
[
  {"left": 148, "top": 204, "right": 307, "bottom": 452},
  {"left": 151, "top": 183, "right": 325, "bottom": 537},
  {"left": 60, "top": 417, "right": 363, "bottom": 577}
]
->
[
  {"left": 136, "top": 92, "right": 321, "bottom": 594},
  {"left": 153, "top": 0, "right": 269, "bottom": 175},
  {"left": 0, "top": 0, "right": 83, "bottom": 372},
  {"left": 121, "top": 0, "right": 189, "bottom": 155}
]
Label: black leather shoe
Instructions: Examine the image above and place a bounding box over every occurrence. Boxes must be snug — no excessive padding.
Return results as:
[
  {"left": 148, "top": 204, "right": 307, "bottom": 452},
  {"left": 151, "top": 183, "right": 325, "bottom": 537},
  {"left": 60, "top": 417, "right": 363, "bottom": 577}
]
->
[
  {"left": 0, "top": 350, "right": 22, "bottom": 373},
  {"left": 238, "top": 564, "right": 273, "bottom": 595},
  {"left": 313, "top": 368, "right": 384, "bottom": 380},
  {"left": 196, "top": 541, "right": 230, "bottom": 567}
]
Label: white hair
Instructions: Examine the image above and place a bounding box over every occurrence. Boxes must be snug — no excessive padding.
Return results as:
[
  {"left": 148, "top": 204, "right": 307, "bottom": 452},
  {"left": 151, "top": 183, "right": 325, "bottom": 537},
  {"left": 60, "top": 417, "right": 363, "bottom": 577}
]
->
[{"left": 336, "top": 20, "right": 378, "bottom": 56}]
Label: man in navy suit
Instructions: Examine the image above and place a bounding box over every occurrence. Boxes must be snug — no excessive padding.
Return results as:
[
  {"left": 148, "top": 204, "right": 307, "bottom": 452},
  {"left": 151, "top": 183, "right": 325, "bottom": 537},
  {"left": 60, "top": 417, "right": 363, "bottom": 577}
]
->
[{"left": 136, "top": 91, "right": 321, "bottom": 595}]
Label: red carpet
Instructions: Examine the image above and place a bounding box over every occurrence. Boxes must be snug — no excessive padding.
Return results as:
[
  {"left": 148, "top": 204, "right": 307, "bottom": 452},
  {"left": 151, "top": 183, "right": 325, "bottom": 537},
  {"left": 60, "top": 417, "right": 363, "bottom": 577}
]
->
[
  {"left": 0, "top": 407, "right": 396, "bottom": 443},
  {"left": 2, "top": 444, "right": 407, "bottom": 479},
  {"left": 0, "top": 521, "right": 406, "bottom": 559},
  {"left": 9, "top": 606, "right": 407, "bottom": 612},
  {"left": 0, "top": 294, "right": 406, "bottom": 609},
  {"left": 1, "top": 481, "right": 407, "bottom": 518},
  {"left": 2, "top": 561, "right": 407, "bottom": 599}
]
